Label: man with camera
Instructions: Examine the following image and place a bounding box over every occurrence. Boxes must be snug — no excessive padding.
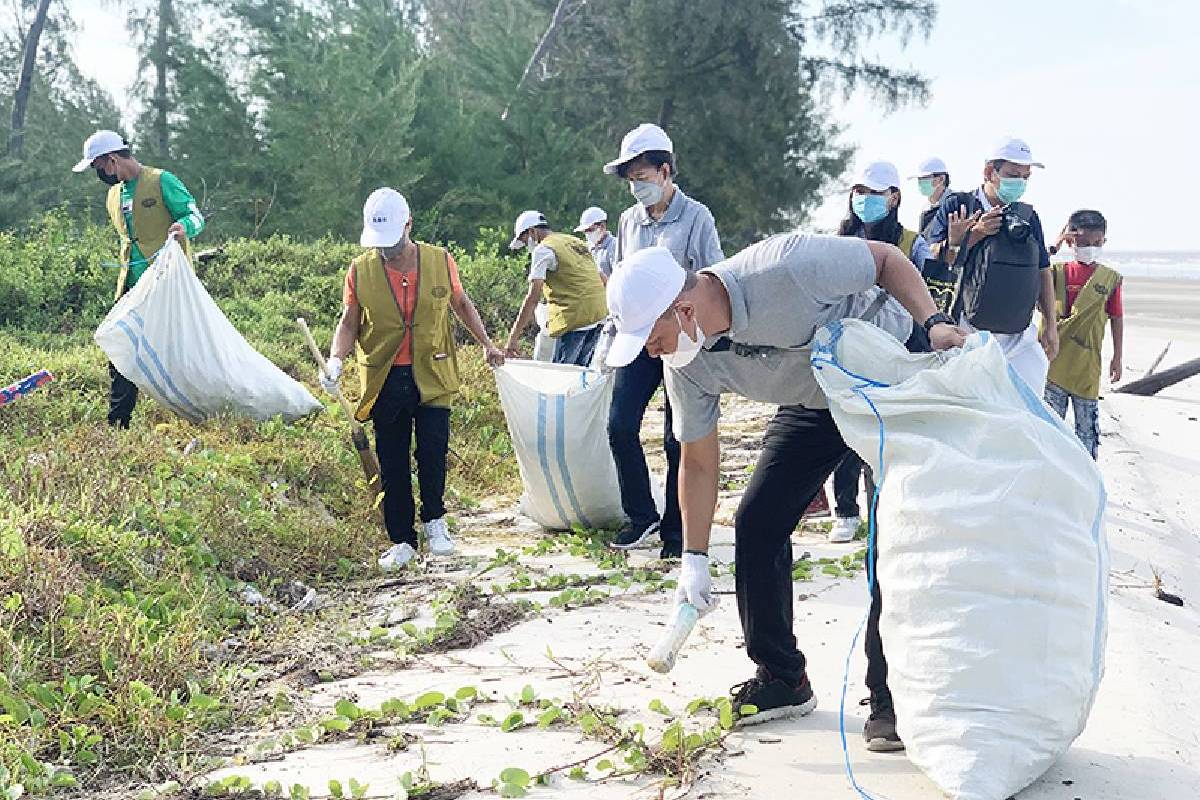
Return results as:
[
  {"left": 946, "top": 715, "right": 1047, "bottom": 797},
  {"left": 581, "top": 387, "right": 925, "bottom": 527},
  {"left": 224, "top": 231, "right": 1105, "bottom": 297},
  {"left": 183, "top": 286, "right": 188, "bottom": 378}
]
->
[{"left": 926, "top": 138, "right": 1058, "bottom": 394}]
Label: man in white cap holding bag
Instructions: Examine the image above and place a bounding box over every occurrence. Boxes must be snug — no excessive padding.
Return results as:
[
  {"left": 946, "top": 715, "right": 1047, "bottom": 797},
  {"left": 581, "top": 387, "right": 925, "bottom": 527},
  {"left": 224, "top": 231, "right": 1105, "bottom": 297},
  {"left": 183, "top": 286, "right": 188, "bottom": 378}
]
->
[
  {"left": 911, "top": 156, "right": 951, "bottom": 238},
  {"left": 604, "top": 234, "right": 964, "bottom": 746},
  {"left": 323, "top": 188, "right": 505, "bottom": 570},
  {"left": 72, "top": 129, "right": 206, "bottom": 429},
  {"left": 925, "top": 137, "right": 1058, "bottom": 394},
  {"left": 602, "top": 123, "right": 724, "bottom": 559},
  {"left": 504, "top": 210, "right": 608, "bottom": 366},
  {"left": 574, "top": 205, "right": 617, "bottom": 283}
]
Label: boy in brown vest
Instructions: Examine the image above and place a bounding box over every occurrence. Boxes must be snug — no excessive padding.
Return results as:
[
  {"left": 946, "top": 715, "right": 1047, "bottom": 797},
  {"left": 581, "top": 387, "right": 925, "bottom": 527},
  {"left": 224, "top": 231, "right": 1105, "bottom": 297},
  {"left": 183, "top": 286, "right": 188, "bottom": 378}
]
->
[
  {"left": 322, "top": 189, "right": 505, "bottom": 570},
  {"left": 1044, "top": 210, "right": 1124, "bottom": 459},
  {"left": 72, "top": 129, "right": 205, "bottom": 428}
]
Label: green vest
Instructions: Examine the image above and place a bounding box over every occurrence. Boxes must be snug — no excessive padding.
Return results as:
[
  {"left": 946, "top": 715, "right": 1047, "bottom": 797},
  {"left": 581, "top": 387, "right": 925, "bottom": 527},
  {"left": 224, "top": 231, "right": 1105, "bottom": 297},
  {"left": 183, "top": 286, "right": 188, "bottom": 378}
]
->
[
  {"left": 540, "top": 233, "right": 608, "bottom": 337},
  {"left": 353, "top": 242, "right": 460, "bottom": 421},
  {"left": 897, "top": 227, "right": 918, "bottom": 262},
  {"left": 1045, "top": 263, "right": 1121, "bottom": 400},
  {"left": 105, "top": 166, "right": 191, "bottom": 299}
]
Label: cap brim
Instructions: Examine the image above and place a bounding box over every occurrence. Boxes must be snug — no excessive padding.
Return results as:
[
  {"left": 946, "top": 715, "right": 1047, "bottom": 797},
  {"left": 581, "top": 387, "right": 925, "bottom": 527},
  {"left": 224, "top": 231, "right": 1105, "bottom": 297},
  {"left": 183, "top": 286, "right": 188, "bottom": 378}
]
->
[
  {"left": 603, "top": 154, "right": 636, "bottom": 175},
  {"left": 606, "top": 329, "right": 651, "bottom": 368},
  {"left": 360, "top": 230, "right": 402, "bottom": 248},
  {"left": 72, "top": 157, "right": 93, "bottom": 173},
  {"left": 573, "top": 224, "right": 589, "bottom": 232}
]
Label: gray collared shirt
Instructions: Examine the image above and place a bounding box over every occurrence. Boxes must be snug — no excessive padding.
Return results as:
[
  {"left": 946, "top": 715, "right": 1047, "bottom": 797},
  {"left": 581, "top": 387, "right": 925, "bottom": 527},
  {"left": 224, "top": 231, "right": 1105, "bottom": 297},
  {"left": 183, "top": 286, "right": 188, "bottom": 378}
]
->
[
  {"left": 614, "top": 187, "right": 724, "bottom": 272},
  {"left": 591, "top": 232, "right": 618, "bottom": 278}
]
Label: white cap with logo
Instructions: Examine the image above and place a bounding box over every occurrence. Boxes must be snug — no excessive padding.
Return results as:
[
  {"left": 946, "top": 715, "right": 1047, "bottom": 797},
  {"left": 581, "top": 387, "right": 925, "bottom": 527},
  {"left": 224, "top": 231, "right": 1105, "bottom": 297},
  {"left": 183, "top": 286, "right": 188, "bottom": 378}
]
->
[
  {"left": 509, "top": 210, "right": 548, "bottom": 250},
  {"left": 604, "top": 246, "right": 685, "bottom": 367},
  {"left": 911, "top": 156, "right": 948, "bottom": 179},
  {"left": 72, "top": 130, "right": 127, "bottom": 172},
  {"left": 360, "top": 188, "right": 411, "bottom": 248},
  {"left": 604, "top": 123, "right": 674, "bottom": 175},
  {"left": 574, "top": 206, "right": 607, "bottom": 232},
  {"left": 853, "top": 161, "right": 902, "bottom": 192},
  {"left": 989, "top": 137, "right": 1044, "bottom": 168}
]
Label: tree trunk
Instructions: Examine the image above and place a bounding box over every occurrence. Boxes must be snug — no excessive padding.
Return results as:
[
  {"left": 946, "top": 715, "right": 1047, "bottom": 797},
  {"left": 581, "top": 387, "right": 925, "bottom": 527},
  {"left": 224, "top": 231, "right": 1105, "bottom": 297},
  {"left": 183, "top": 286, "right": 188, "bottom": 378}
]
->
[
  {"left": 8, "top": 0, "right": 54, "bottom": 158},
  {"left": 153, "top": 0, "right": 172, "bottom": 159},
  {"left": 657, "top": 95, "right": 675, "bottom": 131},
  {"left": 1115, "top": 357, "right": 1200, "bottom": 396},
  {"left": 501, "top": 0, "right": 575, "bottom": 121}
]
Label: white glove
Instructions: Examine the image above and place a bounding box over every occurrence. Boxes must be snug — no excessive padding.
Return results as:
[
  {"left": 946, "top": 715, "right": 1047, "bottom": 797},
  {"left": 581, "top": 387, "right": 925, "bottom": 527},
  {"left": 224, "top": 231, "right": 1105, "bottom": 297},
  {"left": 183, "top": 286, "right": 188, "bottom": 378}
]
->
[
  {"left": 673, "top": 552, "right": 718, "bottom": 617},
  {"left": 319, "top": 356, "right": 343, "bottom": 395}
]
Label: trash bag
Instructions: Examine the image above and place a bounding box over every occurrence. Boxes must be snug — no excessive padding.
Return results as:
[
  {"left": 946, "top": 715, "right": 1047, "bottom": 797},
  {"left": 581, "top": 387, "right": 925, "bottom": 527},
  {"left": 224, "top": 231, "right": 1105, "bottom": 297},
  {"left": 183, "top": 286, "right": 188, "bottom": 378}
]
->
[
  {"left": 811, "top": 318, "right": 1107, "bottom": 800},
  {"left": 532, "top": 302, "right": 555, "bottom": 362},
  {"left": 494, "top": 360, "right": 626, "bottom": 530},
  {"left": 95, "top": 240, "right": 322, "bottom": 423}
]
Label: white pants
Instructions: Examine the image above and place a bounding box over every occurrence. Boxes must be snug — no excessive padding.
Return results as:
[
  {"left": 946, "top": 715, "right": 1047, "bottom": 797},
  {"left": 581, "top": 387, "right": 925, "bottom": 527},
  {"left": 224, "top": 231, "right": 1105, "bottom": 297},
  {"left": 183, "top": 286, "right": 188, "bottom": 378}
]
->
[{"left": 963, "top": 320, "right": 1049, "bottom": 397}]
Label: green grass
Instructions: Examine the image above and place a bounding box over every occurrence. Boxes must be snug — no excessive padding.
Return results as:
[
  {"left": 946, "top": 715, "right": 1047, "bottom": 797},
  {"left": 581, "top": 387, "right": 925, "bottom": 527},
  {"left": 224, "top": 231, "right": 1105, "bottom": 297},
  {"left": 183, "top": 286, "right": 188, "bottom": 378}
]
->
[{"left": 0, "top": 214, "right": 521, "bottom": 794}]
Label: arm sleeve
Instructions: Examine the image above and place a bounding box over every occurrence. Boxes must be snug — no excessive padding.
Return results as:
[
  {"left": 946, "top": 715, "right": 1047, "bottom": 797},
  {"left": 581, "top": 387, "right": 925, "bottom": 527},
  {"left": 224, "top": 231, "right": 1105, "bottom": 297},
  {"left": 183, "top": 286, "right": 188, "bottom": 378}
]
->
[
  {"left": 1107, "top": 279, "right": 1124, "bottom": 317},
  {"left": 1031, "top": 210, "right": 1051, "bottom": 269},
  {"left": 664, "top": 367, "right": 721, "bottom": 443},
  {"left": 690, "top": 207, "right": 725, "bottom": 269},
  {"left": 806, "top": 237, "right": 879, "bottom": 303},
  {"left": 159, "top": 171, "right": 205, "bottom": 238},
  {"left": 528, "top": 245, "right": 557, "bottom": 281},
  {"left": 342, "top": 263, "right": 357, "bottom": 307},
  {"left": 910, "top": 235, "right": 933, "bottom": 273},
  {"left": 925, "top": 195, "right": 954, "bottom": 245},
  {"left": 446, "top": 252, "right": 465, "bottom": 299}
]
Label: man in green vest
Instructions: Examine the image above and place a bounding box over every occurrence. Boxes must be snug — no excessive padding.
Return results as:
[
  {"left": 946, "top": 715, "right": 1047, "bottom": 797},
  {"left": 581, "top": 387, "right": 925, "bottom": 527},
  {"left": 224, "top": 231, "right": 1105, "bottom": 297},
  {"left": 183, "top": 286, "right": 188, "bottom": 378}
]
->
[
  {"left": 504, "top": 211, "right": 609, "bottom": 366},
  {"left": 322, "top": 188, "right": 505, "bottom": 571},
  {"left": 72, "top": 129, "right": 206, "bottom": 429},
  {"left": 1043, "top": 209, "right": 1124, "bottom": 459}
]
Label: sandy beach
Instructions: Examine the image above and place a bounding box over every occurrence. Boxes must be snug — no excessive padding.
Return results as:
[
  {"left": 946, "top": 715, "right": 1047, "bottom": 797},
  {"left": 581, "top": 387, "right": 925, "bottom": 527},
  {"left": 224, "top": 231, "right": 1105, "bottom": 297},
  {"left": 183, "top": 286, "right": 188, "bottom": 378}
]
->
[{"left": 200, "top": 277, "right": 1200, "bottom": 800}]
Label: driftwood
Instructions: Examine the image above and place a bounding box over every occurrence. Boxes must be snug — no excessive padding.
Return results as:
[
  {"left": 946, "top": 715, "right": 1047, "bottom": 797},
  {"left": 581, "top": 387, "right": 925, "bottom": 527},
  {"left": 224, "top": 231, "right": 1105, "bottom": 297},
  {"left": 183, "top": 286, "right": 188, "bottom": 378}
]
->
[
  {"left": 1115, "top": 356, "right": 1200, "bottom": 396},
  {"left": 1146, "top": 343, "right": 1171, "bottom": 376}
]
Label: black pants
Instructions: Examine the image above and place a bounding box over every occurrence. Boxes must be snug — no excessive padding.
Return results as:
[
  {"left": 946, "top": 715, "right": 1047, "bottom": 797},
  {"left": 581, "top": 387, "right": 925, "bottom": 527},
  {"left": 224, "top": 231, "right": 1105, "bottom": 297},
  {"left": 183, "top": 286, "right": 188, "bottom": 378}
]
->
[
  {"left": 833, "top": 454, "right": 875, "bottom": 519},
  {"left": 736, "top": 404, "right": 887, "bottom": 699},
  {"left": 372, "top": 367, "right": 451, "bottom": 547},
  {"left": 108, "top": 363, "right": 138, "bottom": 428},
  {"left": 607, "top": 348, "right": 681, "bottom": 543}
]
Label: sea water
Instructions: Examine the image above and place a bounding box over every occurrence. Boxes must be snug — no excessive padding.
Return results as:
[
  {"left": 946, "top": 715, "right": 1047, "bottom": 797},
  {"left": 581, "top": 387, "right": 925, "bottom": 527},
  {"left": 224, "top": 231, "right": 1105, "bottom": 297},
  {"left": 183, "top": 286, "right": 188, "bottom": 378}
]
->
[{"left": 1090, "top": 251, "right": 1200, "bottom": 280}]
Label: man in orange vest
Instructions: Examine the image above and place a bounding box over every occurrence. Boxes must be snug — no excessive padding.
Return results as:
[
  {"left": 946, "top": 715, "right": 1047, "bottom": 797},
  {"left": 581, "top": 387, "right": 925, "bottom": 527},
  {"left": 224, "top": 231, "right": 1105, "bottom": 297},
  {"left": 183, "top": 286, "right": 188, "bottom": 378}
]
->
[
  {"left": 322, "top": 189, "right": 505, "bottom": 570},
  {"left": 72, "top": 129, "right": 205, "bottom": 428}
]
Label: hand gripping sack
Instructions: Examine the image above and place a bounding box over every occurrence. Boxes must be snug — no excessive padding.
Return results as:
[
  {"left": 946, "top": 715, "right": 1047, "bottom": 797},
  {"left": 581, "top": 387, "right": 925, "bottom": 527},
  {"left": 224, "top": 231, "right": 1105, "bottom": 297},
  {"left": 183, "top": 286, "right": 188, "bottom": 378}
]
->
[
  {"left": 95, "top": 240, "right": 322, "bottom": 423},
  {"left": 811, "top": 319, "right": 1107, "bottom": 800},
  {"left": 494, "top": 360, "right": 625, "bottom": 530}
]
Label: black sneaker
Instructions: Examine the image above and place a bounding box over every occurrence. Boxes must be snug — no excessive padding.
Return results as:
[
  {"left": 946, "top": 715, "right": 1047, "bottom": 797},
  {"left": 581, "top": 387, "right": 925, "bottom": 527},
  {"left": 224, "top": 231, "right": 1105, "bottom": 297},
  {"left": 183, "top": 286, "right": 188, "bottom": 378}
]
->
[
  {"left": 658, "top": 539, "right": 682, "bottom": 560},
  {"left": 862, "top": 695, "right": 905, "bottom": 752},
  {"left": 610, "top": 520, "right": 660, "bottom": 550},
  {"left": 730, "top": 673, "right": 817, "bottom": 727}
]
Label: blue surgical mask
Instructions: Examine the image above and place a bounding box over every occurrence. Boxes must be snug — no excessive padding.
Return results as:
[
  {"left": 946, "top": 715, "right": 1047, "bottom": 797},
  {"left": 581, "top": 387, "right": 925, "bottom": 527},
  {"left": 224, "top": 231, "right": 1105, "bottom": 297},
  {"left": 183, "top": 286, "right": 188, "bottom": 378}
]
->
[
  {"left": 996, "top": 177, "right": 1027, "bottom": 204},
  {"left": 852, "top": 193, "right": 889, "bottom": 224},
  {"left": 917, "top": 177, "right": 935, "bottom": 198}
]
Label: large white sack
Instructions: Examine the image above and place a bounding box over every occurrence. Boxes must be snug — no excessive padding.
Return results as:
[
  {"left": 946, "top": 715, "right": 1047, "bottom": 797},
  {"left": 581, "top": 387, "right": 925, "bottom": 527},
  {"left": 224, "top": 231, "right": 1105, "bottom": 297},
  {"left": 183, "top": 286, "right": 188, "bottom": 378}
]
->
[
  {"left": 811, "top": 319, "right": 1107, "bottom": 800},
  {"left": 495, "top": 360, "right": 625, "bottom": 530},
  {"left": 95, "top": 240, "right": 322, "bottom": 423}
]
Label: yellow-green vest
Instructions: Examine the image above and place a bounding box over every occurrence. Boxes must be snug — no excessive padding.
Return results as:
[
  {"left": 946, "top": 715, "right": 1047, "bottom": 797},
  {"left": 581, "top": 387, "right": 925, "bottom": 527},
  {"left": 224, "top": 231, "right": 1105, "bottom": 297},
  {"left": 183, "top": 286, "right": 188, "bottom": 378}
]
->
[
  {"left": 105, "top": 166, "right": 191, "bottom": 299},
  {"left": 1045, "top": 262, "right": 1121, "bottom": 400},
  {"left": 897, "top": 227, "right": 919, "bottom": 262},
  {"left": 540, "top": 233, "right": 608, "bottom": 337},
  {"left": 353, "top": 243, "right": 460, "bottom": 421}
]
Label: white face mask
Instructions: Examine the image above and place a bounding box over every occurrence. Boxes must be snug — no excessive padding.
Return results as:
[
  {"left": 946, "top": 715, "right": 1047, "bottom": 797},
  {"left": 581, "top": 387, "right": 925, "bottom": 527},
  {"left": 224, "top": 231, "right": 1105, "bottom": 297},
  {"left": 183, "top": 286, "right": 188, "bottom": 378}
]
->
[
  {"left": 630, "top": 179, "right": 664, "bottom": 208},
  {"left": 585, "top": 229, "right": 604, "bottom": 247},
  {"left": 661, "top": 310, "right": 704, "bottom": 369},
  {"left": 1073, "top": 245, "right": 1102, "bottom": 264}
]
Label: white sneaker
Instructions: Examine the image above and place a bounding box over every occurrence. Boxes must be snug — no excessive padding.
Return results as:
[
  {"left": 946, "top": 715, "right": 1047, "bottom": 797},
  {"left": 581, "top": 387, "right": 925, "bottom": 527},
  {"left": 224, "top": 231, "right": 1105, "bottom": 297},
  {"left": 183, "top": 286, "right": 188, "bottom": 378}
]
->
[
  {"left": 424, "top": 518, "right": 455, "bottom": 556},
  {"left": 829, "top": 516, "right": 859, "bottom": 543},
  {"left": 378, "top": 542, "right": 417, "bottom": 571}
]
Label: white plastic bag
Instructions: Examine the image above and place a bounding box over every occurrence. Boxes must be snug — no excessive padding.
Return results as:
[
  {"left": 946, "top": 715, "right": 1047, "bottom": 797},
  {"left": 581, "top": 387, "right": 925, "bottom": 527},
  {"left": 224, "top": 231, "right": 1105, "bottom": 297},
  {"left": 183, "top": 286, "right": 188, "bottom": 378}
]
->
[
  {"left": 532, "top": 302, "right": 555, "bottom": 362},
  {"left": 811, "top": 319, "right": 1107, "bottom": 800},
  {"left": 95, "top": 240, "right": 322, "bottom": 423},
  {"left": 494, "top": 360, "right": 625, "bottom": 530}
]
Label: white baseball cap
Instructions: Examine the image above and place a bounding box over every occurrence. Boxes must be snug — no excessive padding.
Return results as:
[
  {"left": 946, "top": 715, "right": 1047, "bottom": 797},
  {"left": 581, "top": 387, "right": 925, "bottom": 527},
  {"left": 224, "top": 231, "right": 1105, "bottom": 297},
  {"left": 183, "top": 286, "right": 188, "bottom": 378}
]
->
[
  {"left": 852, "top": 161, "right": 901, "bottom": 192},
  {"left": 603, "top": 123, "right": 674, "bottom": 175},
  {"left": 360, "top": 188, "right": 411, "bottom": 248},
  {"left": 574, "top": 206, "right": 607, "bottom": 232},
  {"left": 989, "top": 137, "right": 1044, "bottom": 168},
  {"left": 604, "top": 246, "right": 686, "bottom": 367},
  {"left": 509, "top": 210, "right": 548, "bottom": 250},
  {"left": 72, "top": 129, "right": 127, "bottom": 172},
  {"left": 911, "top": 156, "right": 948, "bottom": 179}
]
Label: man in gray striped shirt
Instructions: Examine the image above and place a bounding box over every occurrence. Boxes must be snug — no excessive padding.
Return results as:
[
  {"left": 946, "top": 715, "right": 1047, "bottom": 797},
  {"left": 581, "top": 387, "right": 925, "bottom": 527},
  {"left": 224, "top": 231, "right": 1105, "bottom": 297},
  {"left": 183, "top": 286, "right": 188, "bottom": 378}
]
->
[{"left": 603, "top": 123, "right": 724, "bottom": 559}]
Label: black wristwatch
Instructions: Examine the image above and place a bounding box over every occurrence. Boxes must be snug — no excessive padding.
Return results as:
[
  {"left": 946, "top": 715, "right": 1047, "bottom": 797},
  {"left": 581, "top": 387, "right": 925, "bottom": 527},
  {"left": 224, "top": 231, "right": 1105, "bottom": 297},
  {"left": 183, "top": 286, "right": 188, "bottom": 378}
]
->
[{"left": 922, "top": 312, "right": 954, "bottom": 334}]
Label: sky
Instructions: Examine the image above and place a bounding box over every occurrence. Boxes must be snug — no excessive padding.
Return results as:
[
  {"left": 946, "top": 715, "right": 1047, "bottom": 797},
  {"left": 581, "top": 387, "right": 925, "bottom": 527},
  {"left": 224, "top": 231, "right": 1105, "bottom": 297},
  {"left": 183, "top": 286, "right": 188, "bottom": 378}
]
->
[{"left": 63, "top": 0, "right": 1200, "bottom": 250}]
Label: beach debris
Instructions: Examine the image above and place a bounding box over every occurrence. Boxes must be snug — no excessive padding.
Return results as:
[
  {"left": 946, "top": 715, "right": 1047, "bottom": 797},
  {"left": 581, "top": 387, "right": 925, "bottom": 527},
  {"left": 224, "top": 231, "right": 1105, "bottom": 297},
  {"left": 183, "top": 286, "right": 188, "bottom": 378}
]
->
[
  {"left": 1116, "top": 356, "right": 1200, "bottom": 396},
  {"left": 1146, "top": 342, "right": 1172, "bottom": 376},
  {"left": 1152, "top": 567, "right": 1184, "bottom": 607}
]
